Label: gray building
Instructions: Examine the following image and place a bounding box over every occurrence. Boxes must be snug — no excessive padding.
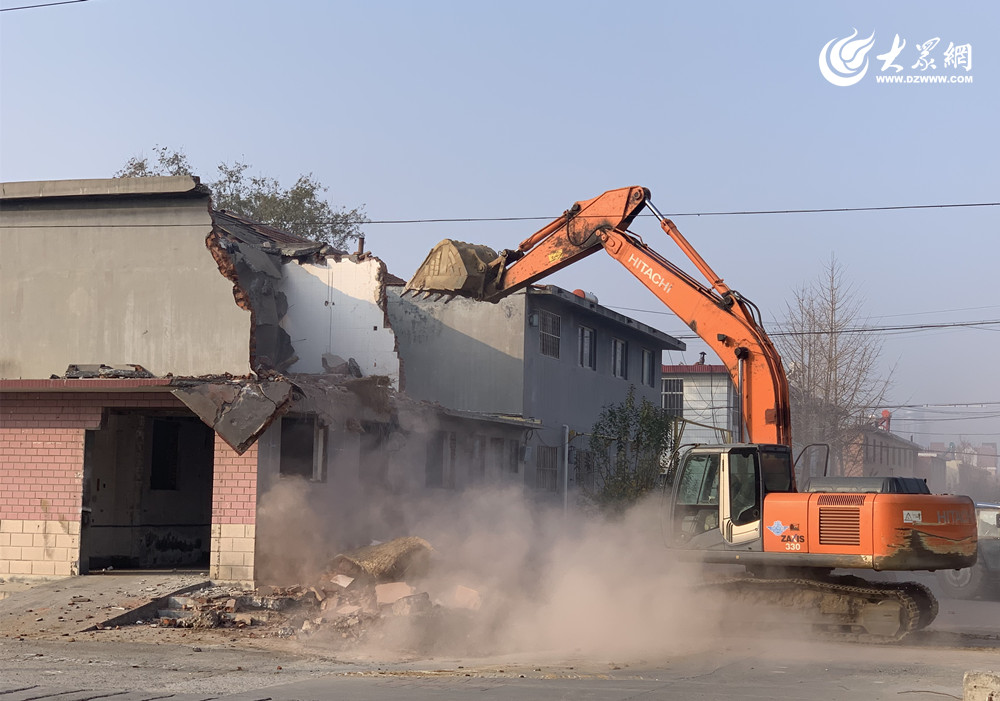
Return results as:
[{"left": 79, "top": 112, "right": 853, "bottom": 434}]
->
[{"left": 388, "top": 284, "right": 684, "bottom": 501}]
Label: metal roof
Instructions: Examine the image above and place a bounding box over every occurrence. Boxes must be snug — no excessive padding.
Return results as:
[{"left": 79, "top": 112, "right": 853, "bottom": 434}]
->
[{"left": 212, "top": 209, "right": 343, "bottom": 257}]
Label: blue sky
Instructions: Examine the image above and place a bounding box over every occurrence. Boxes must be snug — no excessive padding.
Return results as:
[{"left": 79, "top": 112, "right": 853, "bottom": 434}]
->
[{"left": 2, "top": 0, "right": 997, "bottom": 448}]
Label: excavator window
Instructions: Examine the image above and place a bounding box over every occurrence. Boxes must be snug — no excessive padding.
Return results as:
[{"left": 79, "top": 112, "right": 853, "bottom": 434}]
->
[
  {"left": 673, "top": 453, "right": 720, "bottom": 540},
  {"left": 729, "top": 450, "right": 760, "bottom": 526},
  {"left": 759, "top": 448, "right": 794, "bottom": 493}
]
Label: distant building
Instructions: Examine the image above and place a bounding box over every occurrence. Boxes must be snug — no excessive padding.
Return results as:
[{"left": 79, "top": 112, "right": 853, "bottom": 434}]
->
[
  {"left": 660, "top": 363, "right": 739, "bottom": 446},
  {"left": 843, "top": 428, "right": 922, "bottom": 481}
]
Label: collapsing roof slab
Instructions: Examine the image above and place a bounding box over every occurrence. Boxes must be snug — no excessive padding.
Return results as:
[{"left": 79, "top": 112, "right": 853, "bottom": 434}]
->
[{"left": 172, "top": 378, "right": 293, "bottom": 454}]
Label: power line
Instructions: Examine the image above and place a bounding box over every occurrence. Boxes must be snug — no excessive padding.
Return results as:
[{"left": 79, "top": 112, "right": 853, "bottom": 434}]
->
[
  {"left": 885, "top": 402, "right": 1000, "bottom": 409},
  {"left": 5, "top": 200, "right": 998, "bottom": 229},
  {"left": 775, "top": 319, "right": 1000, "bottom": 336},
  {"left": 610, "top": 309, "right": 1000, "bottom": 338},
  {"left": 361, "top": 201, "right": 999, "bottom": 224},
  {"left": 0, "top": 0, "right": 87, "bottom": 11}
]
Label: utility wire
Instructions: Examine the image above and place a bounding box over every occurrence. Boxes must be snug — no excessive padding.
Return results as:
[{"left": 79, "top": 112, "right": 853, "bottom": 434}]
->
[
  {"left": 5, "top": 200, "right": 997, "bottom": 228},
  {"left": 614, "top": 312, "right": 1000, "bottom": 339},
  {"left": 361, "top": 201, "right": 999, "bottom": 224},
  {"left": 0, "top": 0, "right": 87, "bottom": 11}
]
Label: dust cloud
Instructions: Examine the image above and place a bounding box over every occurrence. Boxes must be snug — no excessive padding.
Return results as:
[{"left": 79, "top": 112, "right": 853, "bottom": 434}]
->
[
  {"left": 255, "top": 466, "right": 733, "bottom": 660},
  {"left": 254, "top": 477, "right": 328, "bottom": 586}
]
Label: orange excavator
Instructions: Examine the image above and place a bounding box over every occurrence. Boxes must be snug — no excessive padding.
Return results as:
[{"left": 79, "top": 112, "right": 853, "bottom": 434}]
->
[{"left": 405, "top": 186, "right": 977, "bottom": 641}]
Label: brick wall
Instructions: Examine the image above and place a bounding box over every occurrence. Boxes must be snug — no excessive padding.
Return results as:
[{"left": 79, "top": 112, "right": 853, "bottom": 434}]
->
[
  {"left": 210, "top": 435, "right": 258, "bottom": 584},
  {"left": 0, "top": 391, "right": 184, "bottom": 578}
]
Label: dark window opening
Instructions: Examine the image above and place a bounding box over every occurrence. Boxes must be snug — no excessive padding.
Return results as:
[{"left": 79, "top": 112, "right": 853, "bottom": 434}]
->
[
  {"left": 280, "top": 415, "right": 324, "bottom": 480},
  {"left": 641, "top": 349, "right": 656, "bottom": 387},
  {"left": 150, "top": 419, "right": 180, "bottom": 490}
]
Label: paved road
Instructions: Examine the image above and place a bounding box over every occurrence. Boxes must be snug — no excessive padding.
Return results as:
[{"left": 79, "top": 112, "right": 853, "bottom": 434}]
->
[
  {"left": 1, "top": 573, "right": 996, "bottom": 700},
  {"left": 2, "top": 627, "right": 998, "bottom": 700}
]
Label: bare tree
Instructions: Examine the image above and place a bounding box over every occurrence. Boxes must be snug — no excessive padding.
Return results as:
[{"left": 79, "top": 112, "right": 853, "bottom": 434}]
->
[
  {"left": 776, "top": 255, "right": 891, "bottom": 481},
  {"left": 115, "top": 146, "right": 367, "bottom": 249}
]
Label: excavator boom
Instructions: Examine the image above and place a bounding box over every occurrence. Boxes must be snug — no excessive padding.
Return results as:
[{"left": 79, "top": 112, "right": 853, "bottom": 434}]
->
[{"left": 407, "top": 186, "right": 791, "bottom": 447}]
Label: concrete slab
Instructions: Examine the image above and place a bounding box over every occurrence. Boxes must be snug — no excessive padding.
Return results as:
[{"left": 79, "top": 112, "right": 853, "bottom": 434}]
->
[{"left": 0, "top": 572, "right": 210, "bottom": 638}]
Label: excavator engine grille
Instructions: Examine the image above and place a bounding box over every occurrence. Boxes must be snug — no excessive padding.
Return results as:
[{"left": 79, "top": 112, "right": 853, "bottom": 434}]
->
[
  {"left": 819, "top": 507, "right": 862, "bottom": 546},
  {"left": 816, "top": 494, "right": 867, "bottom": 506}
]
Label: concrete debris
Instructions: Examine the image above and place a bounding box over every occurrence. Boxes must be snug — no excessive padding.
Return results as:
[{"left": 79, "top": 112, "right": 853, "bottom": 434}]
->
[
  {"left": 964, "top": 671, "right": 1000, "bottom": 701},
  {"left": 136, "top": 535, "right": 481, "bottom": 648},
  {"left": 65, "top": 363, "right": 154, "bottom": 379},
  {"left": 172, "top": 377, "right": 293, "bottom": 453},
  {"left": 375, "top": 582, "right": 416, "bottom": 606},
  {"left": 329, "top": 574, "right": 355, "bottom": 589},
  {"left": 391, "top": 592, "right": 431, "bottom": 617},
  {"left": 320, "top": 353, "right": 363, "bottom": 378}
]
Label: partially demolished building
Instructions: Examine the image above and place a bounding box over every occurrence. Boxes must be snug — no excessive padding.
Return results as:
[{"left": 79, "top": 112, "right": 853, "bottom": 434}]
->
[
  {"left": 1, "top": 175, "right": 681, "bottom": 587},
  {"left": 0, "top": 176, "right": 529, "bottom": 585}
]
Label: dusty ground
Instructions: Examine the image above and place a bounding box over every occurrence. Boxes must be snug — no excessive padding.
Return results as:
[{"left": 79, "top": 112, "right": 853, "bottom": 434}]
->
[
  {"left": 1, "top": 571, "right": 998, "bottom": 700},
  {"left": 0, "top": 573, "right": 316, "bottom": 655},
  {"left": 0, "top": 570, "right": 484, "bottom": 665},
  {"left": 2, "top": 570, "right": 997, "bottom": 662}
]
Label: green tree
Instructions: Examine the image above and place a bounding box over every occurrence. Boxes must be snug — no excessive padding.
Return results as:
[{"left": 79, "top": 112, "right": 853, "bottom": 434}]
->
[
  {"left": 115, "top": 146, "right": 367, "bottom": 249},
  {"left": 580, "top": 386, "right": 678, "bottom": 513}
]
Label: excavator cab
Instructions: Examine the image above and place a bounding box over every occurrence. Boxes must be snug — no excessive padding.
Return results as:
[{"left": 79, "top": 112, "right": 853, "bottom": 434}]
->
[{"left": 667, "top": 444, "right": 794, "bottom": 552}]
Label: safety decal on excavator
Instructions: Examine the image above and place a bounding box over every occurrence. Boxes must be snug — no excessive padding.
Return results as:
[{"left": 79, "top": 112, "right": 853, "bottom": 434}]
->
[
  {"left": 547, "top": 249, "right": 564, "bottom": 263},
  {"left": 767, "top": 520, "right": 789, "bottom": 536},
  {"left": 903, "top": 510, "right": 922, "bottom": 524}
]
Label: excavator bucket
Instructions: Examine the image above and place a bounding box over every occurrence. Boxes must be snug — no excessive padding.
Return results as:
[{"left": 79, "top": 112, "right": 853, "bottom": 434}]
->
[{"left": 405, "top": 239, "right": 500, "bottom": 300}]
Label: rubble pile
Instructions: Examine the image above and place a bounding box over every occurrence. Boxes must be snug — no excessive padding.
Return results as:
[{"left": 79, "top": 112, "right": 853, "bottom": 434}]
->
[{"left": 145, "top": 537, "right": 483, "bottom": 648}]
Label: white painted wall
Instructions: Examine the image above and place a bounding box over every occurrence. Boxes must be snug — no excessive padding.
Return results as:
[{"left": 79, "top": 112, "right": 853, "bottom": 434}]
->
[
  {"left": 666, "top": 368, "right": 738, "bottom": 445},
  {"left": 279, "top": 258, "right": 400, "bottom": 385}
]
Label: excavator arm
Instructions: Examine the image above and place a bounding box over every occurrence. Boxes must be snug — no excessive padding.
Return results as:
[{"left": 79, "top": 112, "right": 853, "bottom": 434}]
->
[{"left": 406, "top": 186, "right": 791, "bottom": 446}]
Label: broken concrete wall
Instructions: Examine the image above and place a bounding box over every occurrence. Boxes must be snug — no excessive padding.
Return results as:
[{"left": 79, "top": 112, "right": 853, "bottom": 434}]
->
[
  {"left": 172, "top": 377, "right": 293, "bottom": 454},
  {"left": 386, "top": 288, "right": 525, "bottom": 415},
  {"left": 279, "top": 256, "right": 400, "bottom": 386},
  {"left": 0, "top": 177, "right": 252, "bottom": 379},
  {"left": 205, "top": 232, "right": 296, "bottom": 374}
]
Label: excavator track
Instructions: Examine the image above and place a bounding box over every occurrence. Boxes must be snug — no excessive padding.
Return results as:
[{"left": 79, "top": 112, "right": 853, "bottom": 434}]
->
[{"left": 707, "top": 575, "right": 936, "bottom": 643}]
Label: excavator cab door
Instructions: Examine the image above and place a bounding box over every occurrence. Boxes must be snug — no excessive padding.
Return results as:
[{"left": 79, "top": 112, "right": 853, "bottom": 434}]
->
[
  {"left": 669, "top": 450, "right": 725, "bottom": 550},
  {"left": 721, "top": 448, "right": 762, "bottom": 549}
]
